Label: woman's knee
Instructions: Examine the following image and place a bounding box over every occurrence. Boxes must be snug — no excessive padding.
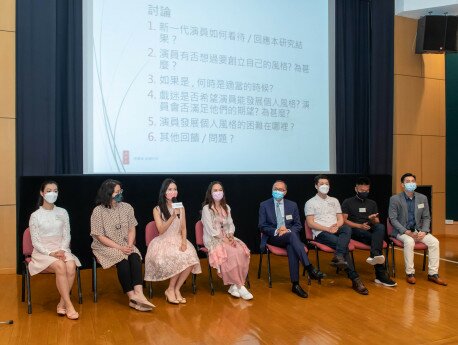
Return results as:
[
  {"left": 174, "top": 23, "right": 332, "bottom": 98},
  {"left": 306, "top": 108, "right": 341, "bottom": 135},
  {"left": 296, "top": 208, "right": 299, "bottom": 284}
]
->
[
  {"left": 66, "top": 261, "right": 77, "bottom": 274},
  {"left": 65, "top": 260, "right": 76, "bottom": 272},
  {"left": 52, "top": 260, "right": 67, "bottom": 274},
  {"left": 129, "top": 253, "right": 142, "bottom": 266}
]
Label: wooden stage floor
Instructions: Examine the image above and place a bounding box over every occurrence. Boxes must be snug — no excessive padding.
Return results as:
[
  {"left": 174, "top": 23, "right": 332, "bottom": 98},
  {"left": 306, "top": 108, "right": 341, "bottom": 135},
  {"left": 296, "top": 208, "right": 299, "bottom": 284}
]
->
[{"left": 1, "top": 236, "right": 458, "bottom": 345}]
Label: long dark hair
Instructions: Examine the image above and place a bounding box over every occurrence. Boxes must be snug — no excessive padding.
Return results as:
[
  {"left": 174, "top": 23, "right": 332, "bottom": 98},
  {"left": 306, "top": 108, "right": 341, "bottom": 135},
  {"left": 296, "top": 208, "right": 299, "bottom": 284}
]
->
[
  {"left": 96, "top": 179, "right": 122, "bottom": 208},
  {"left": 157, "top": 178, "right": 176, "bottom": 220},
  {"left": 202, "top": 181, "right": 228, "bottom": 215},
  {"left": 37, "top": 180, "right": 59, "bottom": 208}
]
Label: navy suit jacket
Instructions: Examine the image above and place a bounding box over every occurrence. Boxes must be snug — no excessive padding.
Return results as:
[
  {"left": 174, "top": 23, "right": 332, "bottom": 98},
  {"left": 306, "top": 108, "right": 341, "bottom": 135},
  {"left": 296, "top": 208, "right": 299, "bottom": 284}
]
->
[{"left": 258, "top": 197, "right": 302, "bottom": 251}]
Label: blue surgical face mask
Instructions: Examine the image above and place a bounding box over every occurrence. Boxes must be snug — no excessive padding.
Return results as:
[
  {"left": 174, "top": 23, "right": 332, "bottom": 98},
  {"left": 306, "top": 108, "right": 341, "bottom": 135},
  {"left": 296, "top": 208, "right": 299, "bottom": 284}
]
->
[
  {"left": 404, "top": 182, "right": 417, "bottom": 192},
  {"left": 113, "top": 192, "right": 123, "bottom": 203},
  {"left": 272, "top": 190, "right": 284, "bottom": 201}
]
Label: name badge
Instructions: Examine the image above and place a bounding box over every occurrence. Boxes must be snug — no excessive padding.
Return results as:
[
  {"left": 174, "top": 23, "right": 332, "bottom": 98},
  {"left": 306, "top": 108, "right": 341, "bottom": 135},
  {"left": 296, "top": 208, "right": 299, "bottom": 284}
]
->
[
  {"left": 359, "top": 208, "right": 366, "bottom": 213},
  {"left": 286, "top": 215, "right": 293, "bottom": 220},
  {"left": 418, "top": 203, "right": 424, "bottom": 209}
]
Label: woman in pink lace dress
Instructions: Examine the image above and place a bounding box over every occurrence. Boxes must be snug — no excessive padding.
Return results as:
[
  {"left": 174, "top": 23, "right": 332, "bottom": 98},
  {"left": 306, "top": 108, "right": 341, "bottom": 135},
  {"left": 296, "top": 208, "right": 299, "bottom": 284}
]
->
[
  {"left": 144, "top": 178, "right": 201, "bottom": 304},
  {"left": 201, "top": 181, "right": 253, "bottom": 300}
]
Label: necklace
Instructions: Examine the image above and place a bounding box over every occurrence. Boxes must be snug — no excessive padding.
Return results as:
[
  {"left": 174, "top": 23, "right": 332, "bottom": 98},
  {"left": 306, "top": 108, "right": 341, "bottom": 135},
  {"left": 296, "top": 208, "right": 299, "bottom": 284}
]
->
[
  {"left": 214, "top": 206, "right": 225, "bottom": 230},
  {"left": 113, "top": 204, "right": 122, "bottom": 229}
]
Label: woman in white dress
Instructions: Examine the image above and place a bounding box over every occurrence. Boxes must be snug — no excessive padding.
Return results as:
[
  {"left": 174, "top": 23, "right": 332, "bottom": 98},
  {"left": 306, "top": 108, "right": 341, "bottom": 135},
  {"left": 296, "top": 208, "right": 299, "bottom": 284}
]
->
[{"left": 28, "top": 181, "right": 81, "bottom": 320}]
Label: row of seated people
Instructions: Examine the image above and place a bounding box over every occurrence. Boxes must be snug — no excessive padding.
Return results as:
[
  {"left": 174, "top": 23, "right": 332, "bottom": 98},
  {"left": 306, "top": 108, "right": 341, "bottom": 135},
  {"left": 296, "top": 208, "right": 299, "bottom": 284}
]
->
[
  {"left": 260, "top": 173, "right": 447, "bottom": 300},
  {"left": 25, "top": 173, "right": 447, "bottom": 319}
]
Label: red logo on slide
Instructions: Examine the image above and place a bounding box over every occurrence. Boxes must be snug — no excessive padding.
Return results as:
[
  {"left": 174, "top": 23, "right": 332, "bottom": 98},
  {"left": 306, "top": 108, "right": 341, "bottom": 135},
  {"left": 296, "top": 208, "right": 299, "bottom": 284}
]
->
[{"left": 123, "top": 150, "right": 130, "bottom": 165}]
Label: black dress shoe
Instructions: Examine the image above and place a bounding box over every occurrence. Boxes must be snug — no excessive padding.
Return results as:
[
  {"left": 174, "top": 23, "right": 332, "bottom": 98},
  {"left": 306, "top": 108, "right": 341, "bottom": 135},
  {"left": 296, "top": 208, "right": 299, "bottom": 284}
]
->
[
  {"left": 292, "top": 284, "right": 308, "bottom": 298},
  {"left": 330, "top": 255, "right": 348, "bottom": 269},
  {"left": 308, "top": 267, "right": 326, "bottom": 280}
]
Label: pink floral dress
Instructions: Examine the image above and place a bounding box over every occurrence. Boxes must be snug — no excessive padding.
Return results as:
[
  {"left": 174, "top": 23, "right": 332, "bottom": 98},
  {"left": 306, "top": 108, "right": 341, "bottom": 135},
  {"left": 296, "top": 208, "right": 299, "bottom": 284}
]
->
[
  {"left": 144, "top": 207, "right": 201, "bottom": 281},
  {"left": 201, "top": 204, "right": 250, "bottom": 286}
]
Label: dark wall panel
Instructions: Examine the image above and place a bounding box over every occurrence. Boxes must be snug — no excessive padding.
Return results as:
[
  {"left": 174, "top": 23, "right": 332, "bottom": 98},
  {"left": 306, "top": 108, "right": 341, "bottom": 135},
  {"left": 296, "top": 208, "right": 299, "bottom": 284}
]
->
[{"left": 446, "top": 53, "right": 458, "bottom": 219}]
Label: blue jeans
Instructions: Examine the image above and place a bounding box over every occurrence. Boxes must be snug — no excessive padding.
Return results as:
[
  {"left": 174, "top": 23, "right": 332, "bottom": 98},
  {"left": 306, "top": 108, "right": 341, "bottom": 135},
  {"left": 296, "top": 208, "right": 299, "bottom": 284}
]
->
[{"left": 315, "top": 225, "right": 358, "bottom": 280}]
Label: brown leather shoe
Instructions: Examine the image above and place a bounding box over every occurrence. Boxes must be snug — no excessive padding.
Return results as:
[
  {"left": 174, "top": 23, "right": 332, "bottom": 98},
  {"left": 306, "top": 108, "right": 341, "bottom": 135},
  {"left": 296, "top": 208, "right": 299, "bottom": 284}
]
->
[
  {"left": 352, "top": 277, "right": 369, "bottom": 295},
  {"left": 330, "top": 255, "right": 348, "bottom": 269},
  {"left": 428, "top": 274, "right": 447, "bottom": 286},
  {"left": 406, "top": 274, "right": 416, "bottom": 284}
]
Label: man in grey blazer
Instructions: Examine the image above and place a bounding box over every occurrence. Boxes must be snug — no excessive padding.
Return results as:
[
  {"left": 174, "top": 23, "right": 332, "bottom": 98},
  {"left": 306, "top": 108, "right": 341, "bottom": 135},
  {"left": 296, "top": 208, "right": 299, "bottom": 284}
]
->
[{"left": 388, "top": 173, "right": 447, "bottom": 286}]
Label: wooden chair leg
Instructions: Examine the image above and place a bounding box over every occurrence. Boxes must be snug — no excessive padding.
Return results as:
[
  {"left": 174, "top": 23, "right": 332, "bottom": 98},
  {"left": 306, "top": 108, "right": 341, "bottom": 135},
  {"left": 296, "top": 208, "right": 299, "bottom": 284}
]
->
[
  {"left": 267, "top": 249, "right": 272, "bottom": 288},
  {"left": 77, "top": 267, "right": 83, "bottom": 304},
  {"left": 257, "top": 252, "right": 263, "bottom": 279}
]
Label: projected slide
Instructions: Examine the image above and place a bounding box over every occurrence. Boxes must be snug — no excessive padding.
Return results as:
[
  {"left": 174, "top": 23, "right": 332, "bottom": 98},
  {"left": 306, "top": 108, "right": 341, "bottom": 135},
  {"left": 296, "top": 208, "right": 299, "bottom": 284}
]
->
[{"left": 84, "top": 0, "right": 333, "bottom": 173}]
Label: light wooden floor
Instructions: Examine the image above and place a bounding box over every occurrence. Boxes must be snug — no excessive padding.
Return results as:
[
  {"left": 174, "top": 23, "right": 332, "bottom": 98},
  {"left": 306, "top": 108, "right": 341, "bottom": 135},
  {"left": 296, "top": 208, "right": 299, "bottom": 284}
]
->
[{"left": 1, "top": 236, "right": 458, "bottom": 345}]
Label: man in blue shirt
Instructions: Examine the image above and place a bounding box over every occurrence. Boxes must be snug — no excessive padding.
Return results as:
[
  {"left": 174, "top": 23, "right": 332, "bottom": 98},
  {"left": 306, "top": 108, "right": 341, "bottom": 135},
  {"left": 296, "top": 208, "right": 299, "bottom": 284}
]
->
[
  {"left": 388, "top": 173, "right": 447, "bottom": 285},
  {"left": 258, "top": 180, "right": 324, "bottom": 298}
]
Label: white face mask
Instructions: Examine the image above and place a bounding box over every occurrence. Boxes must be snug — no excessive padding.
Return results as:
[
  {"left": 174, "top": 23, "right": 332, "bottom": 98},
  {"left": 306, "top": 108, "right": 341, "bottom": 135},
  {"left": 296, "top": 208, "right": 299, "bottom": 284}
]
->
[
  {"left": 43, "top": 192, "right": 58, "bottom": 204},
  {"left": 318, "top": 184, "right": 330, "bottom": 195}
]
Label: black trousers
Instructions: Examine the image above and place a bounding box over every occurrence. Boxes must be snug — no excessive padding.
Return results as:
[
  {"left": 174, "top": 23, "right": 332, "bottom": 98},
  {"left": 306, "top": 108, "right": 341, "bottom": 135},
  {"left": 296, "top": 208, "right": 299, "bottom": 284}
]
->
[
  {"left": 116, "top": 253, "right": 143, "bottom": 293},
  {"left": 351, "top": 223, "right": 386, "bottom": 277}
]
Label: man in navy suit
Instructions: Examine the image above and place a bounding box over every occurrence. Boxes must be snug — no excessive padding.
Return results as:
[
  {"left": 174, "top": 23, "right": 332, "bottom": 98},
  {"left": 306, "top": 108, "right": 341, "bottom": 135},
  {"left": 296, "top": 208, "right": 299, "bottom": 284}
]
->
[{"left": 258, "top": 180, "right": 324, "bottom": 298}]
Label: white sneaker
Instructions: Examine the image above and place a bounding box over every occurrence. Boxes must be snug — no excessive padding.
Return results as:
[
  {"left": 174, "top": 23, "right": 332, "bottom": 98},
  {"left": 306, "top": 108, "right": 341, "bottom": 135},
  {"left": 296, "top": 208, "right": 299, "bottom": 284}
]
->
[
  {"left": 366, "top": 255, "right": 385, "bottom": 265},
  {"left": 238, "top": 286, "right": 253, "bottom": 300},
  {"left": 228, "top": 285, "right": 240, "bottom": 298}
]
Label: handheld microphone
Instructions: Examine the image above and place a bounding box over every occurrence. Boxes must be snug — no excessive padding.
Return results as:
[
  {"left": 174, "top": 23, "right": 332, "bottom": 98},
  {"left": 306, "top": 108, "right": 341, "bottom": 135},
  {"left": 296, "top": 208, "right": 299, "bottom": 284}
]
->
[{"left": 172, "top": 197, "right": 183, "bottom": 218}]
